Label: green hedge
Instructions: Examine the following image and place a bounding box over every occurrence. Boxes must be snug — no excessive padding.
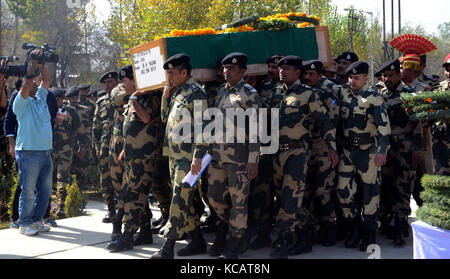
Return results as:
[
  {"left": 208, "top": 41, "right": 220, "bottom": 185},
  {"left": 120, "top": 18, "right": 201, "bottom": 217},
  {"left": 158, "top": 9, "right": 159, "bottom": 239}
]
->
[{"left": 416, "top": 204, "right": 450, "bottom": 231}]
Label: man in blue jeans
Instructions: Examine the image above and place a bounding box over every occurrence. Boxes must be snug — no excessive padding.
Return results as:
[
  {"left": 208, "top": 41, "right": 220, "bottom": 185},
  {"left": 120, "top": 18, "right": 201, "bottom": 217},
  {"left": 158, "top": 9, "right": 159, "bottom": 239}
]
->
[{"left": 13, "top": 50, "right": 53, "bottom": 236}]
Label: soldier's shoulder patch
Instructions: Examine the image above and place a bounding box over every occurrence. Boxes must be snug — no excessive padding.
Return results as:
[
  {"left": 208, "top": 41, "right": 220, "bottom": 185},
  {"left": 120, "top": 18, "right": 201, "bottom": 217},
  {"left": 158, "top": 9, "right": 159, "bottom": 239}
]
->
[
  {"left": 96, "top": 95, "right": 107, "bottom": 104},
  {"left": 243, "top": 83, "right": 258, "bottom": 94}
]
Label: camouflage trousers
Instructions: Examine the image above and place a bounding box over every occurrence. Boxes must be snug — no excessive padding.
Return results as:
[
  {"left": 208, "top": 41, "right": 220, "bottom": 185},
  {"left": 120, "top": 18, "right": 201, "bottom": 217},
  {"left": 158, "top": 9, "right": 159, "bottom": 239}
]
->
[
  {"left": 305, "top": 139, "right": 336, "bottom": 226},
  {"left": 110, "top": 135, "right": 126, "bottom": 210},
  {"left": 53, "top": 148, "right": 73, "bottom": 207},
  {"left": 273, "top": 144, "right": 310, "bottom": 233},
  {"left": 380, "top": 138, "right": 416, "bottom": 218},
  {"left": 337, "top": 146, "right": 380, "bottom": 230},
  {"left": 71, "top": 146, "right": 91, "bottom": 187},
  {"left": 98, "top": 145, "right": 114, "bottom": 205},
  {"left": 208, "top": 161, "right": 250, "bottom": 238},
  {"left": 248, "top": 154, "right": 274, "bottom": 229},
  {"left": 123, "top": 156, "right": 172, "bottom": 232},
  {"left": 162, "top": 158, "right": 203, "bottom": 240}
]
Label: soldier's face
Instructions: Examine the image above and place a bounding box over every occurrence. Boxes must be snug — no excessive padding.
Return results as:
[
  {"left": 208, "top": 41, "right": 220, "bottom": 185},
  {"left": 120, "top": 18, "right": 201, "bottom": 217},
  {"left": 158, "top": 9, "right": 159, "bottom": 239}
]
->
[
  {"left": 337, "top": 59, "right": 352, "bottom": 76},
  {"left": 303, "top": 70, "right": 322, "bottom": 87},
  {"left": 56, "top": 97, "right": 63, "bottom": 108},
  {"left": 348, "top": 74, "right": 368, "bottom": 91},
  {"left": 382, "top": 70, "right": 401, "bottom": 90},
  {"left": 400, "top": 68, "right": 417, "bottom": 83},
  {"left": 122, "top": 77, "right": 135, "bottom": 94},
  {"left": 79, "top": 90, "right": 88, "bottom": 101},
  {"left": 279, "top": 65, "right": 300, "bottom": 85},
  {"left": 267, "top": 63, "right": 280, "bottom": 82},
  {"left": 444, "top": 65, "right": 450, "bottom": 81},
  {"left": 104, "top": 78, "right": 118, "bottom": 93},
  {"left": 69, "top": 96, "right": 78, "bottom": 106},
  {"left": 223, "top": 64, "right": 246, "bottom": 86},
  {"left": 167, "top": 68, "right": 188, "bottom": 87}
]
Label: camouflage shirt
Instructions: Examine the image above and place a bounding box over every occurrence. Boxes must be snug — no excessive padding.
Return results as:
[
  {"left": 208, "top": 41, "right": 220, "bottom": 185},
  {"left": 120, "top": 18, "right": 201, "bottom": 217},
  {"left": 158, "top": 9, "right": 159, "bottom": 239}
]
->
[
  {"left": 79, "top": 98, "right": 96, "bottom": 118},
  {"left": 123, "top": 93, "right": 162, "bottom": 159},
  {"left": 380, "top": 82, "right": 422, "bottom": 151},
  {"left": 92, "top": 93, "right": 114, "bottom": 151},
  {"left": 277, "top": 79, "right": 336, "bottom": 150},
  {"left": 210, "top": 79, "right": 262, "bottom": 165},
  {"left": 162, "top": 77, "right": 209, "bottom": 161},
  {"left": 407, "top": 78, "right": 431, "bottom": 92},
  {"left": 419, "top": 73, "right": 440, "bottom": 88},
  {"left": 432, "top": 79, "right": 449, "bottom": 92},
  {"left": 338, "top": 83, "right": 391, "bottom": 154},
  {"left": 111, "top": 84, "right": 128, "bottom": 139},
  {"left": 53, "top": 104, "right": 89, "bottom": 154},
  {"left": 259, "top": 81, "right": 282, "bottom": 108}
]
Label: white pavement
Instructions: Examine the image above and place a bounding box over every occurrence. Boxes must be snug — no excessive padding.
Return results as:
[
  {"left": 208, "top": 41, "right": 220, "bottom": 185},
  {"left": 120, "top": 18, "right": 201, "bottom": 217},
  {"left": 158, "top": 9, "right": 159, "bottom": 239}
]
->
[{"left": 0, "top": 199, "right": 417, "bottom": 259}]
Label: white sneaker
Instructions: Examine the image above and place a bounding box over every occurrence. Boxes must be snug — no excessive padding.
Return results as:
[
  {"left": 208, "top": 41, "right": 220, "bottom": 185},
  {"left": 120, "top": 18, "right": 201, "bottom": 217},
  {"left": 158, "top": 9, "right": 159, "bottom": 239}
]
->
[
  {"left": 19, "top": 225, "right": 39, "bottom": 236},
  {"left": 32, "top": 221, "right": 51, "bottom": 232}
]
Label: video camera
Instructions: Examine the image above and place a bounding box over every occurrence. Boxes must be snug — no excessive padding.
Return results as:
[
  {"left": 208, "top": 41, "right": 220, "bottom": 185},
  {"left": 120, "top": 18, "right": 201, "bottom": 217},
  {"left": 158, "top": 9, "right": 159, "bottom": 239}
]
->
[{"left": 0, "top": 43, "right": 59, "bottom": 77}]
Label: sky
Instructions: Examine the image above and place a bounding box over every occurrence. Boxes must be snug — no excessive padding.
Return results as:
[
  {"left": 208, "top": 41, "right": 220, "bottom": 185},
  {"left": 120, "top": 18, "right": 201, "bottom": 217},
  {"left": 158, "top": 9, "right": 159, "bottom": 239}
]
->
[{"left": 93, "top": 0, "right": 449, "bottom": 35}]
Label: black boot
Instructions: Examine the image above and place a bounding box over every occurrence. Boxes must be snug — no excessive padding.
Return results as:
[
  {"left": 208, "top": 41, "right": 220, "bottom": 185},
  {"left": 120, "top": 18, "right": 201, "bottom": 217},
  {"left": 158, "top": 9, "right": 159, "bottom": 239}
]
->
[
  {"left": 151, "top": 215, "right": 168, "bottom": 234},
  {"left": 177, "top": 226, "right": 207, "bottom": 256},
  {"left": 249, "top": 227, "right": 272, "bottom": 250},
  {"left": 209, "top": 222, "right": 228, "bottom": 257},
  {"left": 201, "top": 211, "right": 219, "bottom": 233},
  {"left": 344, "top": 217, "right": 361, "bottom": 248},
  {"left": 393, "top": 215, "right": 406, "bottom": 246},
  {"left": 360, "top": 229, "right": 377, "bottom": 251},
  {"left": 319, "top": 221, "right": 337, "bottom": 247},
  {"left": 270, "top": 231, "right": 294, "bottom": 259},
  {"left": 111, "top": 209, "right": 123, "bottom": 241},
  {"left": 220, "top": 236, "right": 240, "bottom": 259},
  {"left": 237, "top": 231, "right": 250, "bottom": 255},
  {"left": 103, "top": 203, "right": 116, "bottom": 223},
  {"left": 134, "top": 225, "right": 153, "bottom": 246},
  {"left": 150, "top": 239, "right": 175, "bottom": 259},
  {"left": 107, "top": 230, "right": 134, "bottom": 252},
  {"left": 288, "top": 227, "right": 312, "bottom": 255}
]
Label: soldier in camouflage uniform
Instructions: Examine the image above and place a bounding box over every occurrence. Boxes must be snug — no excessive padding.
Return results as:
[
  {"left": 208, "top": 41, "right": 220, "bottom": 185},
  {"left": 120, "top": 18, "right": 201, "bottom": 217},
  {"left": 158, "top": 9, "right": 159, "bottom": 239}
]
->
[
  {"left": 65, "top": 86, "right": 91, "bottom": 189},
  {"left": 430, "top": 54, "right": 450, "bottom": 176},
  {"left": 107, "top": 65, "right": 173, "bottom": 252},
  {"left": 270, "top": 56, "right": 338, "bottom": 259},
  {"left": 335, "top": 52, "right": 359, "bottom": 86},
  {"left": 151, "top": 54, "right": 209, "bottom": 259},
  {"left": 302, "top": 60, "right": 341, "bottom": 247},
  {"left": 92, "top": 71, "right": 118, "bottom": 223},
  {"left": 336, "top": 61, "right": 391, "bottom": 251},
  {"left": 419, "top": 55, "right": 440, "bottom": 88},
  {"left": 52, "top": 88, "right": 89, "bottom": 218},
  {"left": 377, "top": 59, "right": 422, "bottom": 246},
  {"left": 78, "top": 83, "right": 96, "bottom": 116},
  {"left": 205, "top": 53, "right": 262, "bottom": 259},
  {"left": 247, "top": 54, "right": 283, "bottom": 250}
]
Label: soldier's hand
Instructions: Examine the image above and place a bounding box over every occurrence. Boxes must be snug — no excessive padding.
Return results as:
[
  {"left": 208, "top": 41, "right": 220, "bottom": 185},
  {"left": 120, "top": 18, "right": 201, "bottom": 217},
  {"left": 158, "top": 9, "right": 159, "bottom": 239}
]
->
[
  {"left": 328, "top": 149, "right": 339, "bottom": 168},
  {"left": 163, "top": 84, "right": 176, "bottom": 99},
  {"left": 412, "top": 151, "right": 423, "bottom": 165},
  {"left": 374, "top": 153, "right": 387, "bottom": 167},
  {"left": 78, "top": 148, "right": 86, "bottom": 160},
  {"left": 191, "top": 158, "right": 202, "bottom": 175},
  {"left": 132, "top": 91, "right": 147, "bottom": 97},
  {"left": 246, "top": 163, "right": 258, "bottom": 180},
  {"left": 9, "top": 142, "right": 15, "bottom": 159},
  {"left": 118, "top": 149, "right": 125, "bottom": 161}
]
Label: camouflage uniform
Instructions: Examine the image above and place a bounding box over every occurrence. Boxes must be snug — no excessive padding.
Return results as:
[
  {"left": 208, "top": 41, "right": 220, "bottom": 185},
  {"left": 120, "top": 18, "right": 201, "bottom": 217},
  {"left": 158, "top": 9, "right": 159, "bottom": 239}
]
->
[
  {"left": 431, "top": 80, "right": 450, "bottom": 175},
  {"left": 53, "top": 104, "right": 89, "bottom": 210},
  {"left": 305, "top": 77, "right": 340, "bottom": 231},
  {"left": 419, "top": 73, "right": 440, "bottom": 88},
  {"left": 71, "top": 103, "right": 91, "bottom": 187},
  {"left": 248, "top": 80, "right": 281, "bottom": 231},
  {"left": 380, "top": 82, "right": 421, "bottom": 219},
  {"left": 336, "top": 83, "right": 391, "bottom": 231},
  {"left": 161, "top": 77, "right": 209, "bottom": 240},
  {"left": 208, "top": 79, "right": 262, "bottom": 239},
  {"left": 273, "top": 79, "right": 336, "bottom": 234},
  {"left": 122, "top": 92, "right": 173, "bottom": 233},
  {"left": 92, "top": 92, "right": 115, "bottom": 208},
  {"left": 110, "top": 84, "right": 127, "bottom": 210}
]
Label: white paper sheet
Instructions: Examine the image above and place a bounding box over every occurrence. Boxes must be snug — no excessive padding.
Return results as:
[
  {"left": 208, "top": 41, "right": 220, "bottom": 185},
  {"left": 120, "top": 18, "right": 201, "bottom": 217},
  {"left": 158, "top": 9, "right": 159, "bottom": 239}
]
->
[{"left": 182, "top": 154, "right": 213, "bottom": 187}]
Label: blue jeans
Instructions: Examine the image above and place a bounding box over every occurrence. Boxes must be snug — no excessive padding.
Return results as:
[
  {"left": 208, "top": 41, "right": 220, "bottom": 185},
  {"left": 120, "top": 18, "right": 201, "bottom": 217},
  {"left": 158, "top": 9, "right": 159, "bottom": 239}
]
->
[{"left": 16, "top": 149, "right": 53, "bottom": 227}]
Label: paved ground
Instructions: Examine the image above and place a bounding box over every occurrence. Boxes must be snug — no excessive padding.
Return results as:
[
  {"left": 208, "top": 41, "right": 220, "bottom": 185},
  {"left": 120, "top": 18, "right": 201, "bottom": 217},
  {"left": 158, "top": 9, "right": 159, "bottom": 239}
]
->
[{"left": 0, "top": 199, "right": 417, "bottom": 259}]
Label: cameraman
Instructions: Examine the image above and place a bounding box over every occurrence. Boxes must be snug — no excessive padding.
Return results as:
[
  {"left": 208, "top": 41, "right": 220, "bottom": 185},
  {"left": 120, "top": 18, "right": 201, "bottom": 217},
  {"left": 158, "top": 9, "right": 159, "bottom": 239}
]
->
[{"left": 12, "top": 49, "right": 54, "bottom": 236}]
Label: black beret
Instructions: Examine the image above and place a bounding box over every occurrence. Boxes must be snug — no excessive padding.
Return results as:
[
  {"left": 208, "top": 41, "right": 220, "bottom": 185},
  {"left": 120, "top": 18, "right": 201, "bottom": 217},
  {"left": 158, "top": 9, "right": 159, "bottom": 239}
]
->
[
  {"left": 98, "top": 90, "right": 107, "bottom": 98},
  {"left": 78, "top": 83, "right": 91, "bottom": 91},
  {"left": 163, "top": 53, "right": 190, "bottom": 70},
  {"left": 65, "top": 86, "right": 79, "bottom": 98},
  {"left": 375, "top": 59, "right": 400, "bottom": 77},
  {"left": 345, "top": 61, "right": 369, "bottom": 75},
  {"left": 100, "top": 71, "right": 118, "bottom": 83},
  {"left": 303, "top": 60, "right": 323, "bottom": 72},
  {"left": 119, "top": 65, "right": 134, "bottom": 80},
  {"left": 337, "top": 52, "right": 359, "bottom": 63},
  {"left": 88, "top": 89, "right": 98, "bottom": 98},
  {"left": 49, "top": 87, "right": 66, "bottom": 98},
  {"left": 265, "top": 54, "right": 284, "bottom": 65},
  {"left": 221, "top": 52, "right": 248, "bottom": 68},
  {"left": 277, "top": 55, "right": 303, "bottom": 68}
]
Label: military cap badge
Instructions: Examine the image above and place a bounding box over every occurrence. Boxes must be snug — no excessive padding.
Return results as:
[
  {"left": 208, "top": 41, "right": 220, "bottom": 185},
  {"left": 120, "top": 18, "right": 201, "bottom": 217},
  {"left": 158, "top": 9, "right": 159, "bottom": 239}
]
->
[
  {"left": 168, "top": 63, "right": 173, "bottom": 69},
  {"left": 232, "top": 58, "right": 237, "bottom": 64},
  {"left": 311, "top": 64, "right": 315, "bottom": 69}
]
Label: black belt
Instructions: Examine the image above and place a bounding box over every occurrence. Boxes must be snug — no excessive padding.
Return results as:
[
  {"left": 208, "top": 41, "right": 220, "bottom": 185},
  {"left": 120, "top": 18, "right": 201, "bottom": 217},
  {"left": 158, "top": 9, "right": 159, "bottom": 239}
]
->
[
  {"left": 344, "top": 136, "right": 374, "bottom": 148},
  {"left": 279, "top": 141, "right": 304, "bottom": 152}
]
